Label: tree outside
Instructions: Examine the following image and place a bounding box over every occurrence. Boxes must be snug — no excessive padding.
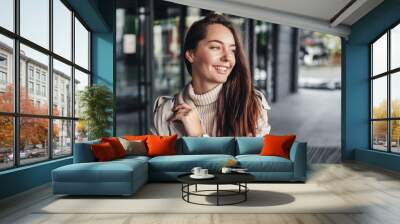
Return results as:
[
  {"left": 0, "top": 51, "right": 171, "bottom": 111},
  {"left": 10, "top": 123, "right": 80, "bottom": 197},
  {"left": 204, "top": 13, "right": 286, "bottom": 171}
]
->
[
  {"left": 0, "top": 84, "right": 60, "bottom": 168},
  {"left": 372, "top": 99, "right": 400, "bottom": 152},
  {"left": 75, "top": 119, "right": 88, "bottom": 142}
]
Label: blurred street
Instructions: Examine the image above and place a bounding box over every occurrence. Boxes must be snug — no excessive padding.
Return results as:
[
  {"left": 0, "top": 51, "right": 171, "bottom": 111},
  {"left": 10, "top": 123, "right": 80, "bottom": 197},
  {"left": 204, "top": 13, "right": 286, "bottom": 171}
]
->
[
  {"left": 270, "top": 88, "right": 341, "bottom": 146},
  {"left": 270, "top": 65, "right": 341, "bottom": 163}
]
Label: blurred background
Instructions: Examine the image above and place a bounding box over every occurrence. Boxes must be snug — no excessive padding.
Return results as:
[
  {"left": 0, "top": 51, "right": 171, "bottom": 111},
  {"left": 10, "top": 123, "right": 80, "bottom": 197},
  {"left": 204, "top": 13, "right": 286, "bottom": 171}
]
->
[{"left": 114, "top": 0, "right": 342, "bottom": 163}]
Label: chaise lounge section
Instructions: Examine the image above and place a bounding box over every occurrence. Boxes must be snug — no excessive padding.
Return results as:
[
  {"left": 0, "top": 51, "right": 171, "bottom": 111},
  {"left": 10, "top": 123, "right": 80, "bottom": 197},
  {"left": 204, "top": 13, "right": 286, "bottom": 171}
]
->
[{"left": 52, "top": 140, "right": 149, "bottom": 196}]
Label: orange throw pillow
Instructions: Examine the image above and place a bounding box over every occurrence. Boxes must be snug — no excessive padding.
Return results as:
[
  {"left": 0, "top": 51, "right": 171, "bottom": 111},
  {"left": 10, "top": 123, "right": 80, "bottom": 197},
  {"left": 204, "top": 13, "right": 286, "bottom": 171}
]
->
[
  {"left": 91, "top": 142, "right": 117, "bottom": 161},
  {"left": 101, "top": 137, "right": 127, "bottom": 158},
  {"left": 146, "top": 135, "right": 177, "bottom": 157},
  {"left": 260, "top": 134, "right": 296, "bottom": 159},
  {"left": 123, "top": 135, "right": 149, "bottom": 141}
]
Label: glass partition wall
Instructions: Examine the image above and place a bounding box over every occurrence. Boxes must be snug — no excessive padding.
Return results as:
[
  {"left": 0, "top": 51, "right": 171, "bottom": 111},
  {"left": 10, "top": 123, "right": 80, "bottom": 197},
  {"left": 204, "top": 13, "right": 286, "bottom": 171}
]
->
[
  {"left": 115, "top": 0, "right": 275, "bottom": 136},
  {"left": 116, "top": 0, "right": 151, "bottom": 135}
]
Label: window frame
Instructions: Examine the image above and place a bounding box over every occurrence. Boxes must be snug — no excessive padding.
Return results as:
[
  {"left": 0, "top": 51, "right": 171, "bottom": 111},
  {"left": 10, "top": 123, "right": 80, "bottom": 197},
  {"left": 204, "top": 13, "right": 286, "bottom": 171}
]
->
[
  {"left": 0, "top": 0, "right": 92, "bottom": 171},
  {"left": 369, "top": 20, "right": 400, "bottom": 154}
]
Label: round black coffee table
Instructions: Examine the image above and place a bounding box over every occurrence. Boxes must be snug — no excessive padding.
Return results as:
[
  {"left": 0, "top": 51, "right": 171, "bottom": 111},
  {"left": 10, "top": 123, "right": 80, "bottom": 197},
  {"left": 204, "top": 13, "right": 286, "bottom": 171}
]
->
[{"left": 177, "top": 173, "right": 255, "bottom": 206}]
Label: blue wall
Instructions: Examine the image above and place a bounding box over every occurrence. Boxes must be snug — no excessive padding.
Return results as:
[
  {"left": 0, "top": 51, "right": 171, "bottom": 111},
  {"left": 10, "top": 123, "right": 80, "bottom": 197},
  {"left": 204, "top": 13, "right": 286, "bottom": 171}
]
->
[
  {"left": 0, "top": 158, "right": 72, "bottom": 199},
  {"left": 92, "top": 32, "right": 114, "bottom": 93},
  {"left": 92, "top": 0, "right": 115, "bottom": 136},
  {"left": 0, "top": 0, "right": 115, "bottom": 200},
  {"left": 92, "top": 0, "right": 114, "bottom": 89},
  {"left": 343, "top": 0, "right": 400, "bottom": 171}
]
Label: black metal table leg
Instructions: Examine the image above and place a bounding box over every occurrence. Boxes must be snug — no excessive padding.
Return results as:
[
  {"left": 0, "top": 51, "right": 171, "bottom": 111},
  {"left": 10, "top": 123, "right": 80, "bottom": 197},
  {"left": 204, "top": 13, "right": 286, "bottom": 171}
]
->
[
  {"left": 217, "top": 184, "right": 219, "bottom": 206},
  {"left": 245, "top": 183, "right": 247, "bottom": 201},
  {"left": 188, "top": 184, "right": 190, "bottom": 202},
  {"left": 181, "top": 184, "right": 183, "bottom": 199}
]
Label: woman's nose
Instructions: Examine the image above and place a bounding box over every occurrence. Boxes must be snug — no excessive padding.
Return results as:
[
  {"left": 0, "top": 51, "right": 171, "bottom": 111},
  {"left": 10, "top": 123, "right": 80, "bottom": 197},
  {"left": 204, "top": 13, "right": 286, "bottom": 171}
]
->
[{"left": 221, "top": 47, "right": 234, "bottom": 62}]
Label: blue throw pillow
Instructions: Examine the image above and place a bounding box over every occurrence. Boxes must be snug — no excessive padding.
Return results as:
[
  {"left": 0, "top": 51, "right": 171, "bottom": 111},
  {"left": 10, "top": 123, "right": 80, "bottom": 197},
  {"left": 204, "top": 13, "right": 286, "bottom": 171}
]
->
[
  {"left": 236, "top": 137, "right": 263, "bottom": 155},
  {"left": 180, "top": 137, "right": 235, "bottom": 155}
]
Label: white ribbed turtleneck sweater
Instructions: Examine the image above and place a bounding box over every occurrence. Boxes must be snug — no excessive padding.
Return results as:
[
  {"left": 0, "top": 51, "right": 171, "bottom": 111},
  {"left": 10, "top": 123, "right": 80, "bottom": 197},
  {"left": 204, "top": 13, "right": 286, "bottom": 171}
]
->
[{"left": 187, "top": 83, "right": 223, "bottom": 135}]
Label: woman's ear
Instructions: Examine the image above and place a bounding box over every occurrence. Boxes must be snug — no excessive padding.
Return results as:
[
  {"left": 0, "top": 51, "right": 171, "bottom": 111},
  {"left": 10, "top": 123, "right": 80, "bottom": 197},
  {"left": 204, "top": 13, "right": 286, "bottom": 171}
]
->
[{"left": 185, "top": 50, "right": 195, "bottom": 63}]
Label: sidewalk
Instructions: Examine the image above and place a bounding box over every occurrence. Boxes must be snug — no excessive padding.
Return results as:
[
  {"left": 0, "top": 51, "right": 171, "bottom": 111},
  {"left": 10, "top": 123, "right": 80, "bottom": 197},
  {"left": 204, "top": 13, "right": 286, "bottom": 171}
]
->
[{"left": 269, "top": 88, "right": 341, "bottom": 163}]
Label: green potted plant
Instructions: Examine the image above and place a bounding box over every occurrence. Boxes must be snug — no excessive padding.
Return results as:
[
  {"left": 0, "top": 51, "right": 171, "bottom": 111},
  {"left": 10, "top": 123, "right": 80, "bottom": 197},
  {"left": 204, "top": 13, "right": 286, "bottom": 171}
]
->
[{"left": 79, "top": 84, "right": 113, "bottom": 140}]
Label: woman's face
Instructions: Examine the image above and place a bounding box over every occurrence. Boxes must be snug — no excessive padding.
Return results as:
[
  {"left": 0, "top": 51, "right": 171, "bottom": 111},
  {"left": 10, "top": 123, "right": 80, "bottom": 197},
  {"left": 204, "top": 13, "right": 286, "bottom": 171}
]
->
[{"left": 186, "top": 24, "right": 237, "bottom": 87}]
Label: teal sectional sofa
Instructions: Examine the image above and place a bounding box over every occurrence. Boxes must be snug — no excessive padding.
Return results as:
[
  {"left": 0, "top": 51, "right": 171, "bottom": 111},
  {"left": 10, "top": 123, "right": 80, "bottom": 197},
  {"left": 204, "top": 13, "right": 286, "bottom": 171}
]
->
[{"left": 52, "top": 137, "right": 307, "bottom": 196}]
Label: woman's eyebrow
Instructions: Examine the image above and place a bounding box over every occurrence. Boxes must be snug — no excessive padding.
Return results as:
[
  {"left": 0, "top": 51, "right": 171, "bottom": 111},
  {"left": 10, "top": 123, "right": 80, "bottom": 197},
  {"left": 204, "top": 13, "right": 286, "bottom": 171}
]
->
[{"left": 207, "top": 40, "right": 236, "bottom": 47}]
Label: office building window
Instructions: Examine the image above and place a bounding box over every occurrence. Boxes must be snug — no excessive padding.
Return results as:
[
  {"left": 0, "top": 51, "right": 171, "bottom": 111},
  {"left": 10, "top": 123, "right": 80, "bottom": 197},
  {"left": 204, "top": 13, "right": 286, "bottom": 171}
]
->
[
  {"left": 370, "top": 23, "right": 400, "bottom": 154},
  {"left": 42, "top": 85, "right": 46, "bottom": 97},
  {"left": 0, "top": 0, "right": 91, "bottom": 170},
  {"left": 35, "top": 70, "right": 41, "bottom": 81},
  {"left": 0, "top": 54, "right": 8, "bottom": 91},
  {"left": 0, "top": 55, "right": 7, "bottom": 67},
  {"left": 28, "top": 67, "right": 34, "bottom": 80},
  {"left": 35, "top": 83, "right": 40, "bottom": 95},
  {"left": 28, "top": 81, "right": 34, "bottom": 94},
  {"left": 0, "top": 71, "right": 6, "bottom": 84}
]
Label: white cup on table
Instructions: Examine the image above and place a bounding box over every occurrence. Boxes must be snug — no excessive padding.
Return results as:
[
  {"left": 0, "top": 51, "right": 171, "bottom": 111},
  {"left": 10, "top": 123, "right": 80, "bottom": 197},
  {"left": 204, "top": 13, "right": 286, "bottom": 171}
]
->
[
  {"left": 191, "top": 167, "right": 202, "bottom": 176},
  {"left": 199, "top": 169, "right": 208, "bottom": 176}
]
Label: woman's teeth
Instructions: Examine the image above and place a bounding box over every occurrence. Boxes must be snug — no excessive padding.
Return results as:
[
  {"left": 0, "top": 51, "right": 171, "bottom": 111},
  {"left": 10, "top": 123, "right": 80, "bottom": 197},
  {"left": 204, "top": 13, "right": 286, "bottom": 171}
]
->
[{"left": 214, "top": 66, "right": 228, "bottom": 73}]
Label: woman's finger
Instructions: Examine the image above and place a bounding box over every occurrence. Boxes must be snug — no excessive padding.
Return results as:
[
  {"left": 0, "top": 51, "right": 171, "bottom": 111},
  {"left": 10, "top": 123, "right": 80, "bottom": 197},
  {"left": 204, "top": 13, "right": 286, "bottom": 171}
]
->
[
  {"left": 174, "top": 107, "right": 191, "bottom": 115},
  {"left": 168, "top": 110, "right": 189, "bottom": 122},
  {"left": 173, "top": 103, "right": 192, "bottom": 111}
]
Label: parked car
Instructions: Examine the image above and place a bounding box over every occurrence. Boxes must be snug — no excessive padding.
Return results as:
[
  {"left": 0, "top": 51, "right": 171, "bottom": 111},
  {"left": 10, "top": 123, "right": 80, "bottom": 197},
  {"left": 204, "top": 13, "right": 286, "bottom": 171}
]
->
[
  {"left": 299, "top": 78, "right": 341, "bottom": 90},
  {"left": 7, "top": 150, "right": 32, "bottom": 160}
]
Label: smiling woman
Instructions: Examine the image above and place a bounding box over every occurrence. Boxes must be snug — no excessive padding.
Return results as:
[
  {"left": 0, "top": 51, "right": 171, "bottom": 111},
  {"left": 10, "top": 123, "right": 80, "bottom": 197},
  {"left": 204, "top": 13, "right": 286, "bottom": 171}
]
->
[{"left": 151, "top": 14, "right": 271, "bottom": 137}]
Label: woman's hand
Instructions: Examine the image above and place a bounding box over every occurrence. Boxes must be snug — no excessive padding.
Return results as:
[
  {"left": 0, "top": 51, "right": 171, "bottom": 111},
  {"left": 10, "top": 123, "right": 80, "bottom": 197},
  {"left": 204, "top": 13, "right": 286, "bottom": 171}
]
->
[{"left": 168, "top": 103, "right": 205, "bottom": 136}]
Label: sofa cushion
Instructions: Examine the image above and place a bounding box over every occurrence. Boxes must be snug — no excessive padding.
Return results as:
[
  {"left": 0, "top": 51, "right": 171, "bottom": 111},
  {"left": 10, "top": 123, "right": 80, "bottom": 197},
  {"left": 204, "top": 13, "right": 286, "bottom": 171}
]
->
[
  {"left": 146, "top": 135, "right": 177, "bottom": 157},
  {"left": 73, "top": 139, "right": 100, "bottom": 163},
  {"left": 101, "top": 137, "right": 127, "bottom": 158},
  {"left": 236, "top": 155, "right": 293, "bottom": 172},
  {"left": 118, "top": 138, "right": 147, "bottom": 156},
  {"left": 115, "top": 155, "right": 150, "bottom": 163},
  {"left": 260, "top": 134, "right": 296, "bottom": 159},
  {"left": 236, "top": 137, "right": 263, "bottom": 155},
  {"left": 123, "top": 135, "right": 149, "bottom": 141},
  {"left": 148, "top": 154, "right": 235, "bottom": 172},
  {"left": 180, "top": 137, "right": 235, "bottom": 155},
  {"left": 91, "top": 142, "right": 118, "bottom": 161}
]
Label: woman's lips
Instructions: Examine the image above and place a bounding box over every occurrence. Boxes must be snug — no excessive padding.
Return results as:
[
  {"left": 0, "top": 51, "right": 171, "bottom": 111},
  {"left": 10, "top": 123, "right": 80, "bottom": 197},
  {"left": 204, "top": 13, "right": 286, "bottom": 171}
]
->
[{"left": 213, "top": 65, "right": 230, "bottom": 74}]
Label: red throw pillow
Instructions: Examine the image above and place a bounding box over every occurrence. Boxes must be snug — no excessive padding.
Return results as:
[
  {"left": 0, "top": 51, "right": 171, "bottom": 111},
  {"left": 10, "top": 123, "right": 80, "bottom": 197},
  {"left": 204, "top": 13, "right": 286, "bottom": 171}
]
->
[
  {"left": 91, "top": 142, "right": 117, "bottom": 161},
  {"left": 260, "top": 134, "right": 296, "bottom": 159},
  {"left": 101, "top": 137, "right": 127, "bottom": 158},
  {"left": 146, "top": 135, "right": 177, "bottom": 157}
]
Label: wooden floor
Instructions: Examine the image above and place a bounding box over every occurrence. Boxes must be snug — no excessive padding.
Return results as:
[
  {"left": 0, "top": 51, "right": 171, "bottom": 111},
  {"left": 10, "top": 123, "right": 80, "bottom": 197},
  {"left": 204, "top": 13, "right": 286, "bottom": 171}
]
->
[{"left": 1, "top": 162, "right": 400, "bottom": 224}]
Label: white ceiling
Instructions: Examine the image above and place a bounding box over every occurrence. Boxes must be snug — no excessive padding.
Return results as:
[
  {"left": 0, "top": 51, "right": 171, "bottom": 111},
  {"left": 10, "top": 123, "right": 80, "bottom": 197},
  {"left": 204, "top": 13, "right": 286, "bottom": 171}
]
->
[
  {"left": 226, "top": 0, "right": 352, "bottom": 23},
  {"left": 164, "top": 0, "right": 384, "bottom": 37}
]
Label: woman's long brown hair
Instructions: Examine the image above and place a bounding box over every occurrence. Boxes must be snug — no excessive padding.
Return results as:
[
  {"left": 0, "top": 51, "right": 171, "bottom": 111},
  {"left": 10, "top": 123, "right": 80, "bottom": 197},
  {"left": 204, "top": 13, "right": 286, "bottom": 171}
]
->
[{"left": 183, "top": 14, "right": 261, "bottom": 136}]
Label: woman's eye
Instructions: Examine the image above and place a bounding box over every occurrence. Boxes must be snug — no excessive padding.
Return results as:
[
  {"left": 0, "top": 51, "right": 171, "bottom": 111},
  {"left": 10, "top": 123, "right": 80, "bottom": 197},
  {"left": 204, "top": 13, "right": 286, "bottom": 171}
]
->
[{"left": 210, "top": 46, "right": 220, "bottom": 50}]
